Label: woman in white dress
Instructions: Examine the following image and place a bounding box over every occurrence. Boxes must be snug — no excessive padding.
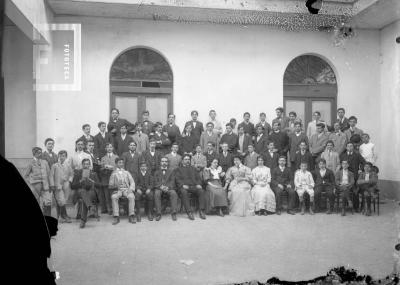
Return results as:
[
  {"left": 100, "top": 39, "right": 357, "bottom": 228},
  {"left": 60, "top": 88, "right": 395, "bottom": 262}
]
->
[
  {"left": 224, "top": 155, "right": 254, "bottom": 217},
  {"left": 251, "top": 155, "right": 276, "bottom": 215}
]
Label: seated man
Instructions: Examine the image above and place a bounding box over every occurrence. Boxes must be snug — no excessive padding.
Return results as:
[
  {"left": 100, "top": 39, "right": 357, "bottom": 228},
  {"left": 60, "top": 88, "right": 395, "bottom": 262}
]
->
[
  {"left": 270, "top": 156, "right": 296, "bottom": 215},
  {"left": 293, "top": 140, "right": 314, "bottom": 171},
  {"left": 312, "top": 158, "right": 336, "bottom": 214},
  {"left": 175, "top": 154, "right": 206, "bottom": 220},
  {"left": 153, "top": 157, "right": 179, "bottom": 221},
  {"left": 357, "top": 162, "right": 378, "bottom": 216},
  {"left": 294, "top": 161, "right": 315, "bottom": 215},
  {"left": 71, "top": 158, "right": 100, "bottom": 228},
  {"left": 335, "top": 160, "right": 355, "bottom": 216},
  {"left": 109, "top": 157, "right": 136, "bottom": 225},
  {"left": 134, "top": 162, "right": 154, "bottom": 222}
]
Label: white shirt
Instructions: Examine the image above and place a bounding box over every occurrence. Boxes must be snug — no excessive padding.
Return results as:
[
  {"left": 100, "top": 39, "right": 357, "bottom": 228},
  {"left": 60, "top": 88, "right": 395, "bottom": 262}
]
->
[
  {"left": 342, "top": 169, "right": 349, "bottom": 185},
  {"left": 121, "top": 134, "right": 126, "bottom": 140},
  {"left": 320, "top": 169, "right": 326, "bottom": 177},
  {"left": 359, "top": 142, "right": 377, "bottom": 164}
]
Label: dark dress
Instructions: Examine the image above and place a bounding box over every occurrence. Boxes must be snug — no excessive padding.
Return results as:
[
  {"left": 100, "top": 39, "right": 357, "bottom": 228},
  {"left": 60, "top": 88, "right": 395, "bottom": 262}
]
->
[{"left": 203, "top": 167, "right": 228, "bottom": 212}]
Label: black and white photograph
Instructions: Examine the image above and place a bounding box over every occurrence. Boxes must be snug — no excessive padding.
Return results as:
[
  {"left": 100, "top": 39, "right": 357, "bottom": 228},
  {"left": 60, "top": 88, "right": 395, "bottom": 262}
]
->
[{"left": 1, "top": 0, "right": 400, "bottom": 284}]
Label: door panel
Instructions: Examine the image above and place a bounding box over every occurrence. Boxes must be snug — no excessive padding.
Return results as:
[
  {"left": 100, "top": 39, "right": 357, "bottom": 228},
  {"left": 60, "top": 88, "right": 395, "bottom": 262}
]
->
[
  {"left": 114, "top": 96, "right": 138, "bottom": 123},
  {"left": 311, "top": 100, "right": 333, "bottom": 126},
  {"left": 285, "top": 99, "right": 306, "bottom": 124},
  {"left": 145, "top": 97, "right": 168, "bottom": 125}
]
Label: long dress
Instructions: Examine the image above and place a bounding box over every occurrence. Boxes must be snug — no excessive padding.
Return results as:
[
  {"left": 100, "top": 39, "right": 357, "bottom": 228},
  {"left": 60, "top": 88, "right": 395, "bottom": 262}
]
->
[
  {"left": 251, "top": 166, "right": 276, "bottom": 212},
  {"left": 203, "top": 166, "right": 228, "bottom": 213},
  {"left": 226, "top": 164, "right": 254, "bottom": 217}
]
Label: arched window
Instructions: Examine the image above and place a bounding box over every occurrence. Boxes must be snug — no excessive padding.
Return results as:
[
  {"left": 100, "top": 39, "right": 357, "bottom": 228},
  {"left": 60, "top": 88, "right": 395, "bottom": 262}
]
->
[
  {"left": 283, "top": 55, "right": 337, "bottom": 127},
  {"left": 110, "top": 48, "right": 173, "bottom": 124}
]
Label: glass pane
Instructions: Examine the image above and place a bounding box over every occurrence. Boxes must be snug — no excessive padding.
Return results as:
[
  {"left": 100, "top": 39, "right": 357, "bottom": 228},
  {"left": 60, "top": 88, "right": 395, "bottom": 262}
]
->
[
  {"left": 312, "top": 101, "right": 331, "bottom": 126},
  {"left": 115, "top": 96, "right": 138, "bottom": 123},
  {"left": 285, "top": 100, "right": 305, "bottom": 124},
  {"left": 146, "top": 97, "right": 168, "bottom": 125}
]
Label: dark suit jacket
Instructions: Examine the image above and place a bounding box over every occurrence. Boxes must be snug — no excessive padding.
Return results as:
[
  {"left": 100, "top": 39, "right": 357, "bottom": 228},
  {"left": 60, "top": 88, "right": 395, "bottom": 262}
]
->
[
  {"left": 271, "top": 167, "right": 293, "bottom": 188},
  {"left": 94, "top": 132, "right": 113, "bottom": 158},
  {"left": 269, "top": 131, "right": 289, "bottom": 155},
  {"left": 218, "top": 152, "right": 234, "bottom": 173},
  {"left": 178, "top": 135, "right": 197, "bottom": 155},
  {"left": 205, "top": 151, "right": 219, "bottom": 167},
  {"left": 238, "top": 121, "right": 255, "bottom": 137},
  {"left": 237, "top": 134, "right": 252, "bottom": 154},
  {"left": 339, "top": 151, "right": 365, "bottom": 180},
  {"left": 142, "top": 150, "right": 163, "bottom": 174},
  {"left": 255, "top": 122, "right": 272, "bottom": 136},
  {"left": 220, "top": 133, "right": 239, "bottom": 153},
  {"left": 162, "top": 124, "right": 181, "bottom": 144},
  {"left": 293, "top": 150, "right": 314, "bottom": 171},
  {"left": 135, "top": 171, "right": 154, "bottom": 191},
  {"left": 312, "top": 168, "right": 336, "bottom": 187},
  {"left": 115, "top": 134, "right": 134, "bottom": 156},
  {"left": 121, "top": 151, "right": 141, "bottom": 177},
  {"left": 336, "top": 117, "right": 350, "bottom": 132},
  {"left": 149, "top": 132, "right": 171, "bottom": 154},
  {"left": 78, "top": 135, "right": 95, "bottom": 150},
  {"left": 263, "top": 151, "right": 279, "bottom": 169},
  {"left": 107, "top": 118, "right": 135, "bottom": 136},
  {"left": 153, "top": 168, "right": 175, "bottom": 190},
  {"left": 175, "top": 165, "right": 202, "bottom": 188},
  {"left": 254, "top": 134, "right": 268, "bottom": 155},
  {"left": 288, "top": 132, "right": 308, "bottom": 162},
  {"left": 185, "top": 120, "right": 204, "bottom": 144}
]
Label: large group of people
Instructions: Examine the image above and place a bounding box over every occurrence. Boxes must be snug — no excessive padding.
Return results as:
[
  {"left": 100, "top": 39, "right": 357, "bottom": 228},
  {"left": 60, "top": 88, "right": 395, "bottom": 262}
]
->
[{"left": 24, "top": 107, "right": 379, "bottom": 228}]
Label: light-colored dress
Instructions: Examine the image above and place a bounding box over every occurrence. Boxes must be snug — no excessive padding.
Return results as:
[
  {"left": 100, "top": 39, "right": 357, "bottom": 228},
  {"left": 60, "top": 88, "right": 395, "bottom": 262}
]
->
[
  {"left": 226, "top": 164, "right": 254, "bottom": 217},
  {"left": 251, "top": 166, "right": 276, "bottom": 212},
  {"left": 203, "top": 166, "right": 228, "bottom": 212}
]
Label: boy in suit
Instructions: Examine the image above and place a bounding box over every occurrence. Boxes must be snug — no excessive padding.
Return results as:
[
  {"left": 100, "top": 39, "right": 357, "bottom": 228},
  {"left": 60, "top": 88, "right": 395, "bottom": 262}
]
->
[
  {"left": 132, "top": 122, "right": 150, "bottom": 155},
  {"left": 142, "top": 139, "right": 162, "bottom": 174},
  {"left": 99, "top": 143, "right": 118, "bottom": 214},
  {"left": 269, "top": 121, "right": 289, "bottom": 157},
  {"left": 309, "top": 123, "right": 330, "bottom": 163},
  {"left": 270, "top": 156, "right": 296, "bottom": 215},
  {"left": 179, "top": 124, "right": 197, "bottom": 155},
  {"left": 139, "top": 110, "right": 154, "bottom": 136},
  {"left": 288, "top": 121, "right": 308, "bottom": 167},
  {"left": 115, "top": 125, "right": 134, "bottom": 156},
  {"left": 153, "top": 157, "right": 179, "bottom": 221},
  {"left": 335, "top": 160, "right": 355, "bottom": 216},
  {"left": 344, "top": 116, "right": 364, "bottom": 143},
  {"left": 254, "top": 125, "right": 268, "bottom": 156},
  {"left": 205, "top": 142, "right": 219, "bottom": 167},
  {"left": 162, "top": 113, "right": 181, "bottom": 145},
  {"left": 255, "top": 112, "right": 272, "bottom": 136},
  {"left": 109, "top": 157, "right": 136, "bottom": 225},
  {"left": 336, "top": 108, "right": 349, "bottom": 132},
  {"left": 134, "top": 162, "right": 155, "bottom": 222},
  {"left": 264, "top": 141, "right": 279, "bottom": 169},
  {"left": 238, "top": 112, "right": 255, "bottom": 139},
  {"left": 86, "top": 140, "right": 101, "bottom": 175},
  {"left": 293, "top": 140, "right": 314, "bottom": 170},
  {"left": 244, "top": 144, "right": 258, "bottom": 170},
  {"left": 191, "top": 145, "right": 207, "bottom": 173},
  {"left": 272, "top": 107, "right": 290, "bottom": 131},
  {"left": 94, "top": 121, "right": 113, "bottom": 159},
  {"left": 42, "top": 138, "right": 58, "bottom": 168},
  {"left": 237, "top": 125, "right": 252, "bottom": 158},
  {"left": 25, "top": 147, "right": 52, "bottom": 215},
  {"left": 219, "top": 142, "right": 234, "bottom": 174},
  {"left": 220, "top": 123, "right": 239, "bottom": 154},
  {"left": 165, "top": 142, "right": 182, "bottom": 171},
  {"left": 121, "top": 141, "right": 141, "bottom": 181},
  {"left": 312, "top": 158, "right": 336, "bottom": 214},
  {"left": 184, "top": 110, "right": 204, "bottom": 144},
  {"left": 357, "top": 162, "right": 378, "bottom": 216},
  {"left": 78, "top": 124, "right": 95, "bottom": 150},
  {"left": 150, "top": 122, "right": 171, "bottom": 155}
]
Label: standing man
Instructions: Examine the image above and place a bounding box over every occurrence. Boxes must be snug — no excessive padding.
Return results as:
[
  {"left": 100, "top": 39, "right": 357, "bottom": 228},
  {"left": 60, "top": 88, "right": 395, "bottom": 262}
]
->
[
  {"left": 336, "top": 108, "right": 350, "bottom": 132},
  {"left": 162, "top": 113, "right": 181, "bottom": 145},
  {"left": 220, "top": 123, "right": 239, "bottom": 154},
  {"left": 312, "top": 158, "right": 336, "bottom": 214},
  {"left": 269, "top": 122, "right": 289, "bottom": 157},
  {"left": 69, "top": 139, "right": 92, "bottom": 171},
  {"left": 307, "top": 111, "right": 327, "bottom": 139},
  {"left": 184, "top": 110, "right": 204, "bottom": 145},
  {"left": 107, "top": 108, "right": 135, "bottom": 147},
  {"left": 344, "top": 116, "right": 364, "bottom": 144},
  {"left": 175, "top": 154, "right": 207, "bottom": 220},
  {"left": 270, "top": 156, "right": 296, "bottom": 215},
  {"left": 272, "top": 107, "right": 290, "bottom": 131},
  {"left": 94, "top": 121, "right": 113, "bottom": 159},
  {"left": 139, "top": 110, "right": 154, "bottom": 136},
  {"left": 320, "top": 140, "right": 341, "bottom": 173},
  {"left": 121, "top": 141, "right": 141, "bottom": 179},
  {"left": 42, "top": 138, "right": 58, "bottom": 168},
  {"left": 288, "top": 121, "right": 308, "bottom": 167},
  {"left": 255, "top": 112, "right": 272, "bottom": 136},
  {"left": 238, "top": 112, "right": 255, "bottom": 139},
  {"left": 131, "top": 123, "right": 149, "bottom": 155},
  {"left": 264, "top": 141, "right": 279, "bottom": 170},
  {"left": 309, "top": 123, "right": 330, "bottom": 164},
  {"left": 150, "top": 122, "right": 171, "bottom": 155},
  {"left": 329, "top": 121, "right": 347, "bottom": 155},
  {"left": 208, "top": 110, "right": 223, "bottom": 136},
  {"left": 293, "top": 140, "right": 314, "bottom": 171},
  {"left": 153, "top": 157, "right": 179, "bottom": 221},
  {"left": 142, "top": 139, "right": 163, "bottom": 174},
  {"left": 115, "top": 125, "right": 134, "bottom": 156},
  {"left": 236, "top": 125, "right": 252, "bottom": 158},
  {"left": 78, "top": 124, "right": 95, "bottom": 150},
  {"left": 254, "top": 125, "right": 268, "bottom": 156},
  {"left": 200, "top": 122, "right": 220, "bottom": 153}
]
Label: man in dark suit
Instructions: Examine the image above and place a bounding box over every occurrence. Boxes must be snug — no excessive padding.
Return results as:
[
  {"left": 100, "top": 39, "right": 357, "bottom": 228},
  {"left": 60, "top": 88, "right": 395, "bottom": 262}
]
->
[
  {"left": 115, "top": 125, "right": 134, "bottom": 156},
  {"left": 336, "top": 108, "right": 350, "bottom": 132},
  {"left": 121, "top": 141, "right": 141, "bottom": 178},
  {"left": 205, "top": 142, "right": 219, "bottom": 167},
  {"left": 254, "top": 125, "right": 268, "bottom": 156},
  {"left": 237, "top": 112, "right": 255, "bottom": 138},
  {"left": 270, "top": 156, "right": 295, "bottom": 215},
  {"left": 134, "top": 162, "right": 154, "bottom": 222},
  {"left": 153, "top": 157, "right": 178, "bottom": 221},
  {"left": 220, "top": 123, "right": 239, "bottom": 154},
  {"left": 150, "top": 122, "right": 171, "bottom": 155},
  {"left": 94, "top": 121, "right": 113, "bottom": 158},
  {"left": 78, "top": 124, "right": 95, "bottom": 151},
  {"left": 107, "top": 108, "right": 136, "bottom": 146},
  {"left": 138, "top": 110, "right": 154, "bottom": 136},
  {"left": 272, "top": 107, "right": 290, "bottom": 131},
  {"left": 219, "top": 142, "right": 234, "bottom": 173},
  {"left": 269, "top": 121, "right": 289, "bottom": 157},
  {"left": 264, "top": 141, "right": 279, "bottom": 169},
  {"left": 237, "top": 125, "right": 252, "bottom": 158},
  {"left": 175, "top": 154, "right": 206, "bottom": 220},
  {"left": 293, "top": 140, "right": 314, "bottom": 171},
  {"left": 184, "top": 110, "right": 204, "bottom": 145},
  {"left": 255, "top": 112, "right": 272, "bottom": 136},
  {"left": 141, "top": 139, "right": 163, "bottom": 174},
  {"left": 288, "top": 121, "right": 308, "bottom": 167},
  {"left": 312, "top": 158, "right": 336, "bottom": 214},
  {"left": 162, "top": 113, "right": 181, "bottom": 144},
  {"left": 339, "top": 141, "right": 366, "bottom": 211}
]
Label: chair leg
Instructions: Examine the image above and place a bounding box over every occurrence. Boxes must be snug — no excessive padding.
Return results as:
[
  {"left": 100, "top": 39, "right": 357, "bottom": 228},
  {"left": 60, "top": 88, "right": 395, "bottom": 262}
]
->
[{"left": 377, "top": 193, "right": 380, "bottom": 216}]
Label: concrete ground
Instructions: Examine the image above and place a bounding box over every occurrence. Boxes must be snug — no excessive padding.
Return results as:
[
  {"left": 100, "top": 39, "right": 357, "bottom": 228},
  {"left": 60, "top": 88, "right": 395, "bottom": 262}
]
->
[{"left": 52, "top": 201, "right": 399, "bottom": 285}]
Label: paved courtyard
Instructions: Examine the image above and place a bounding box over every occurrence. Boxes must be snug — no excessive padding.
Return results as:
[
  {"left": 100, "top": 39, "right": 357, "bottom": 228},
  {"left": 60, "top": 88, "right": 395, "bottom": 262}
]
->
[{"left": 52, "top": 201, "right": 398, "bottom": 285}]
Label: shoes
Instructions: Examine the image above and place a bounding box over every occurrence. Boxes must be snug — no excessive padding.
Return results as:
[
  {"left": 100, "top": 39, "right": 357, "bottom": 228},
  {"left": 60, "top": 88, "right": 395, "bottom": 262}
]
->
[
  {"left": 287, "top": 210, "right": 295, "bottom": 215},
  {"left": 148, "top": 214, "right": 154, "bottom": 221},
  {"left": 326, "top": 209, "right": 332, "bottom": 215},
  {"left": 79, "top": 220, "right": 86, "bottom": 229},
  {"left": 276, "top": 210, "right": 281, "bottom": 215},
  {"left": 136, "top": 215, "right": 141, "bottom": 222},
  {"left": 218, "top": 208, "right": 225, "bottom": 217},
  {"left": 129, "top": 215, "right": 136, "bottom": 224},
  {"left": 171, "top": 213, "right": 177, "bottom": 221},
  {"left": 101, "top": 210, "right": 108, "bottom": 214},
  {"left": 76, "top": 214, "right": 81, "bottom": 220},
  {"left": 199, "top": 210, "right": 206, "bottom": 220},
  {"left": 187, "top": 212, "right": 195, "bottom": 220},
  {"left": 341, "top": 208, "right": 346, "bottom": 216},
  {"left": 112, "top": 216, "right": 120, "bottom": 225},
  {"left": 155, "top": 214, "right": 161, "bottom": 221}
]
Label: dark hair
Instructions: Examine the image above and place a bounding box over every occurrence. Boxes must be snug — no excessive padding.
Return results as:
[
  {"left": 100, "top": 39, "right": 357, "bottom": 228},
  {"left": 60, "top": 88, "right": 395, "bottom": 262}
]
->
[
  {"left": 289, "top": 111, "right": 297, "bottom": 117},
  {"left": 318, "top": 158, "right": 327, "bottom": 164},
  {"left": 140, "top": 161, "right": 147, "bottom": 166},
  {"left": 248, "top": 144, "right": 254, "bottom": 148},
  {"left": 183, "top": 153, "right": 192, "bottom": 160},
  {"left": 206, "top": 122, "right": 214, "bottom": 127},
  {"left": 168, "top": 113, "right": 175, "bottom": 118},
  {"left": 115, "top": 157, "right": 124, "bottom": 164},
  {"left": 299, "top": 140, "right": 308, "bottom": 146},
  {"left": 316, "top": 123, "right": 325, "bottom": 128},
  {"left": 129, "top": 141, "right": 137, "bottom": 146},
  {"left": 256, "top": 125, "right": 265, "bottom": 130},
  {"left": 256, "top": 155, "right": 264, "bottom": 161},
  {"left": 75, "top": 138, "right": 84, "bottom": 145},
  {"left": 364, "top": 162, "right": 373, "bottom": 168},
  {"left": 172, "top": 142, "right": 179, "bottom": 147},
  {"left": 120, "top": 124, "right": 127, "bottom": 129},
  {"left": 81, "top": 158, "right": 91, "bottom": 165},
  {"left": 314, "top": 111, "right": 321, "bottom": 116},
  {"left": 58, "top": 150, "right": 68, "bottom": 157},
  {"left": 229, "top": 118, "right": 236, "bottom": 123},
  {"left": 191, "top": 110, "right": 198, "bottom": 116},
  {"left": 149, "top": 138, "right": 157, "bottom": 143},
  {"left": 275, "top": 107, "right": 284, "bottom": 112},
  {"left": 209, "top": 109, "right": 216, "bottom": 114},
  {"left": 98, "top": 121, "right": 106, "bottom": 128},
  {"left": 87, "top": 139, "right": 94, "bottom": 144},
  {"left": 194, "top": 144, "right": 202, "bottom": 149},
  {"left": 82, "top": 124, "right": 90, "bottom": 130},
  {"left": 337, "top": 108, "right": 345, "bottom": 113},
  {"left": 225, "top": 123, "right": 233, "bottom": 128},
  {"left": 259, "top": 112, "right": 266, "bottom": 117},
  {"left": 243, "top": 112, "right": 250, "bottom": 117},
  {"left": 44, "top": 138, "right": 54, "bottom": 145},
  {"left": 154, "top": 122, "right": 162, "bottom": 128},
  {"left": 105, "top": 142, "right": 113, "bottom": 148},
  {"left": 278, "top": 155, "right": 286, "bottom": 160},
  {"left": 142, "top": 110, "right": 149, "bottom": 115},
  {"left": 346, "top": 141, "right": 354, "bottom": 146},
  {"left": 267, "top": 140, "right": 274, "bottom": 145},
  {"left": 207, "top": 142, "right": 216, "bottom": 147},
  {"left": 32, "top": 147, "right": 42, "bottom": 155},
  {"left": 111, "top": 108, "right": 119, "bottom": 114},
  {"left": 294, "top": 121, "right": 302, "bottom": 127},
  {"left": 233, "top": 155, "right": 243, "bottom": 162},
  {"left": 273, "top": 121, "right": 281, "bottom": 126},
  {"left": 348, "top": 116, "right": 358, "bottom": 122},
  {"left": 326, "top": 140, "right": 334, "bottom": 147}
]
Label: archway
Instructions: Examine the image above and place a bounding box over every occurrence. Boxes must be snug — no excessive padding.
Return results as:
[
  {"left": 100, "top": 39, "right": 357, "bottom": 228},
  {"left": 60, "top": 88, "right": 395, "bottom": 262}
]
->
[
  {"left": 110, "top": 47, "right": 173, "bottom": 125},
  {"left": 283, "top": 54, "right": 337, "bottom": 128}
]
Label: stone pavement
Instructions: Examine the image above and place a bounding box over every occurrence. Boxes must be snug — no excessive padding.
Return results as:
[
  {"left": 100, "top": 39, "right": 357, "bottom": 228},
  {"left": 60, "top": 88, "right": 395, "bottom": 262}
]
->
[{"left": 52, "top": 201, "right": 398, "bottom": 285}]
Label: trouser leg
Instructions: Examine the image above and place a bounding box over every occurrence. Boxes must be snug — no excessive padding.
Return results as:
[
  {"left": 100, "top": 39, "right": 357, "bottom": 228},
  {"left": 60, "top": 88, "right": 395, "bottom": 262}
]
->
[
  {"left": 111, "top": 190, "right": 122, "bottom": 217},
  {"left": 154, "top": 189, "right": 162, "bottom": 215},
  {"left": 105, "top": 187, "right": 113, "bottom": 212},
  {"left": 169, "top": 190, "right": 178, "bottom": 213},
  {"left": 135, "top": 192, "right": 142, "bottom": 215},
  {"left": 190, "top": 187, "right": 205, "bottom": 210},
  {"left": 180, "top": 188, "right": 191, "bottom": 213},
  {"left": 98, "top": 185, "right": 107, "bottom": 212},
  {"left": 286, "top": 186, "right": 295, "bottom": 211},
  {"left": 314, "top": 186, "right": 322, "bottom": 212},
  {"left": 81, "top": 201, "right": 88, "bottom": 222},
  {"left": 126, "top": 192, "right": 136, "bottom": 216},
  {"left": 272, "top": 186, "right": 283, "bottom": 210},
  {"left": 146, "top": 192, "right": 154, "bottom": 215}
]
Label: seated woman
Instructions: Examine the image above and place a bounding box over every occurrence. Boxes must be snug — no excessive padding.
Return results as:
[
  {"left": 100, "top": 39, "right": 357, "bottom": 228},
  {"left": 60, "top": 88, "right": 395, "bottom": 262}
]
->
[
  {"left": 251, "top": 156, "right": 276, "bottom": 215},
  {"left": 224, "top": 155, "right": 254, "bottom": 217},
  {"left": 203, "top": 158, "right": 228, "bottom": 216}
]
